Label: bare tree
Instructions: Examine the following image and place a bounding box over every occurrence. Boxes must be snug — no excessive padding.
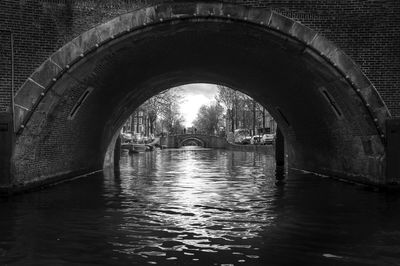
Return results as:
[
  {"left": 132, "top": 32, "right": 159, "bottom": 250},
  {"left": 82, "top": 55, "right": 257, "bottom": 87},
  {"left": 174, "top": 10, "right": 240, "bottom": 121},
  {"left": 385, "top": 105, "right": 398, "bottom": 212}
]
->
[
  {"left": 127, "top": 87, "right": 184, "bottom": 136},
  {"left": 217, "top": 85, "right": 274, "bottom": 135},
  {"left": 193, "top": 102, "right": 224, "bottom": 135}
]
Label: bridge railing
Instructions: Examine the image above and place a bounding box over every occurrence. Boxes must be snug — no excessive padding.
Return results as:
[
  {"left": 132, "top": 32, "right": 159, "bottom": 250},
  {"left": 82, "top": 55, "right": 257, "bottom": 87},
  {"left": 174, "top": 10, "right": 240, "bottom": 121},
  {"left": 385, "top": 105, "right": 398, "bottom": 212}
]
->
[{"left": 165, "top": 133, "right": 225, "bottom": 138}]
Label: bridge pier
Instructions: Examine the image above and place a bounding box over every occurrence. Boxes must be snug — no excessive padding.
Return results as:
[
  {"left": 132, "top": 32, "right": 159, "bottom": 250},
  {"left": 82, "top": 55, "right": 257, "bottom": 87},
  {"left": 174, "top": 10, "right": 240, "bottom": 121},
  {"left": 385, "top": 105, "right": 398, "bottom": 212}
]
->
[
  {"left": 114, "top": 135, "right": 121, "bottom": 172},
  {"left": 275, "top": 127, "right": 285, "bottom": 185},
  {"left": 0, "top": 113, "right": 14, "bottom": 187},
  {"left": 386, "top": 118, "right": 400, "bottom": 185}
]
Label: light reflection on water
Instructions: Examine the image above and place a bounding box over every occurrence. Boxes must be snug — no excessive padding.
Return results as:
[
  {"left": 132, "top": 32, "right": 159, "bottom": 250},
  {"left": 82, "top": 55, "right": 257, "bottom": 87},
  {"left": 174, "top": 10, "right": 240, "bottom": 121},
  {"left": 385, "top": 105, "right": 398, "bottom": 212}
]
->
[
  {"left": 1, "top": 147, "right": 400, "bottom": 265},
  {"left": 104, "top": 147, "right": 276, "bottom": 265}
]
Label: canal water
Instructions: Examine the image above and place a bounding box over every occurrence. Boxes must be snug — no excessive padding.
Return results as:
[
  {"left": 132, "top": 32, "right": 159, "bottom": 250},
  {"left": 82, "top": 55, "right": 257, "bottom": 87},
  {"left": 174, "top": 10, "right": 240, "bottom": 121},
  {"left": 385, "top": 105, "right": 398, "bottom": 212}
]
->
[{"left": 1, "top": 147, "right": 400, "bottom": 265}]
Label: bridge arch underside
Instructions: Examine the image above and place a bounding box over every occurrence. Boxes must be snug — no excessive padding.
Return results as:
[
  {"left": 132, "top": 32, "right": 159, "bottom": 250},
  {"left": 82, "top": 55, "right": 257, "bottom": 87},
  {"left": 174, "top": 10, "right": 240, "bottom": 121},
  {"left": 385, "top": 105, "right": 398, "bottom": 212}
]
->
[
  {"left": 179, "top": 138, "right": 205, "bottom": 148},
  {"left": 12, "top": 3, "right": 391, "bottom": 187}
]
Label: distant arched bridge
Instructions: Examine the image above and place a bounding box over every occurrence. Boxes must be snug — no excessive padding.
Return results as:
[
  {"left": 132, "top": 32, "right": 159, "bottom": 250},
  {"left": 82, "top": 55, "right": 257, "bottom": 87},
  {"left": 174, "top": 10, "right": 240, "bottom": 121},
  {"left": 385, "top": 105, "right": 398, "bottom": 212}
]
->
[{"left": 160, "top": 134, "right": 229, "bottom": 149}]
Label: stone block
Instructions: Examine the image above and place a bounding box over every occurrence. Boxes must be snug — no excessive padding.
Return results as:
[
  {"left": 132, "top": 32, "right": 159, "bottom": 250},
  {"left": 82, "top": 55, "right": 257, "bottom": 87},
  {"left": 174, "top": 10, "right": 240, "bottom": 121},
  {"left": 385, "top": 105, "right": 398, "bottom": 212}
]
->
[
  {"left": 290, "top": 23, "right": 316, "bottom": 44},
  {"left": 346, "top": 67, "right": 372, "bottom": 91},
  {"left": 270, "top": 13, "right": 294, "bottom": 34},
  {"left": 51, "top": 41, "right": 83, "bottom": 69},
  {"left": 95, "top": 17, "right": 123, "bottom": 43},
  {"left": 144, "top": 7, "right": 157, "bottom": 24},
  {"left": 247, "top": 8, "right": 271, "bottom": 25},
  {"left": 327, "top": 48, "right": 356, "bottom": 74},
  {"left": 14, "top": 79, "right": 43, "bottom": 111},
  {"left": 130, "top": 7, "right": 157, "bottom": 27},
  {"left": 310, "top": 35, "right": 337, "bottom": 58},
  {"left": 155, "top": 4, "right": 173, "bottom": 19},
  {"left": 73, "top": 27, "right": 101, "bottom": 54},
  {"left": 196, "top": 3, "right": 223, "bottom": 16},
  {"left": 221, "top": 4, "right": 246, "bottom": 18},
  {"left": 119, "top": 12, "right": 135, "bottom": 30},
  {"left": 13, "top": 105, "right": 29, "bottom": 130},
  {"left": 359, "top": 85, "right": 390, "bottom": 130},
  {"left": 170, "top": 2, "right": 196, "bottom": 18},
  {"left": 129, "top": 9, "right": 146, "bottom": 28},
  {"left": 31, "top": 59, "right": 62, "bottom": 89}
]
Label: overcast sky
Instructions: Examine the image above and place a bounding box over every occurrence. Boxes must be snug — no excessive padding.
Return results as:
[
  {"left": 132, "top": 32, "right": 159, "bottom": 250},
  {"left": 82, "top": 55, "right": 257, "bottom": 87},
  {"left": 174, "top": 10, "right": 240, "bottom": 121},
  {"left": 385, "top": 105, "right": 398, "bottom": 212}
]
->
[{"left": 175, "top": 83, "right": 219, "bottom": 127}]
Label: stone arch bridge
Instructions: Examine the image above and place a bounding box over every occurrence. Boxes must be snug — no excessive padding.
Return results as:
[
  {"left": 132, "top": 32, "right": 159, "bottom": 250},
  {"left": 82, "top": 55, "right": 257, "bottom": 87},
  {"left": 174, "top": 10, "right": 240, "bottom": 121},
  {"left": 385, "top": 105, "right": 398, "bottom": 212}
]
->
[
  {"left": 0, "top": 1, "right": 399, "bottom": 193},
  {"left": 161, "top": 134, "right": 228, "bottom": 149}
]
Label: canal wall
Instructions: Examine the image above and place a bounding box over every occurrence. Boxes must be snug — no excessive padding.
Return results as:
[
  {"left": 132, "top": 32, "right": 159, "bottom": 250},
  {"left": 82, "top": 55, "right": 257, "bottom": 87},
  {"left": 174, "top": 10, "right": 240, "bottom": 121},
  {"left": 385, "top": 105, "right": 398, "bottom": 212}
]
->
[
  {"left": 225, "top": 143, "right": 274, "bottom": 153},
  {"left": 161, "top": 134, "right": 274, "bottom": 153}
]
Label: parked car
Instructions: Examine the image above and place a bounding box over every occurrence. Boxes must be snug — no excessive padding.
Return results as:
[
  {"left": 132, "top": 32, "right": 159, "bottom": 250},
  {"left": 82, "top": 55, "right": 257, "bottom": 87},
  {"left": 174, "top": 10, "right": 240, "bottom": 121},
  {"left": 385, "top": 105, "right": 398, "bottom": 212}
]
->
[
  {"left": 261, "top": 133, "right": 275, "bottom": 145},
  {"left": 250, "top": 135, "right": 262, "bottom": 144},
  {"left": 234, "top": 128, "right": 250, "bottom": 144},
  {"left": 241, "top": 136, "right": 252, "bottom": 145},
  {"left": 120, "top": 132, "right": 133, "bottom": 143}
]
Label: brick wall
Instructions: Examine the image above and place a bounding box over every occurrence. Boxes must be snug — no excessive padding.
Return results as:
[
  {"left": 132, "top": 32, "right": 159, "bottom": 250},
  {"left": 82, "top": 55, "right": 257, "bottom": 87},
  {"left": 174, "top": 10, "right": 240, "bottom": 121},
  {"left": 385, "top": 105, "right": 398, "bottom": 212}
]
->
[
  {"left": 0, "top": 0, "right": 399, "bottom": 116},
  {"left": 0, "top": 31, "right": 12, "bottom": 112}
]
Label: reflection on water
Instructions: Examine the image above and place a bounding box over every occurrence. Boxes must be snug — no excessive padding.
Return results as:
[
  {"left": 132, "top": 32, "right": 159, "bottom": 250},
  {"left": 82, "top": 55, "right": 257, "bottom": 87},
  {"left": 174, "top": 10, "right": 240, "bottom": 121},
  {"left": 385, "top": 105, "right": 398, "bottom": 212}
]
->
[{"left": 1, "top": 147, "right": 400, "bottom": 265}]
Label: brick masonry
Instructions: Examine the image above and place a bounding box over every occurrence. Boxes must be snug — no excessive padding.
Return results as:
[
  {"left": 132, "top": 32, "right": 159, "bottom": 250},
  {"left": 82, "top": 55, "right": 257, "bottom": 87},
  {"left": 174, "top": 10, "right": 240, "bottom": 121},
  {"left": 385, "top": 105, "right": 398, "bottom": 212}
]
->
[
  {"left": 0, "top": 0, "right": 399, "bottom": 117},
  {"left": 0, "top": 1, "right": 395, "bottom": 190}
]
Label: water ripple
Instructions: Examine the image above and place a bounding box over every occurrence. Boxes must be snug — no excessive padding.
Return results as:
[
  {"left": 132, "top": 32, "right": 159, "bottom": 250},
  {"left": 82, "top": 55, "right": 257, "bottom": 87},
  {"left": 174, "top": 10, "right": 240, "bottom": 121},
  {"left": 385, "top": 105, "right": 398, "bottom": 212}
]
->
[{"left": 1, "top": 147, "right": 400, "bottom": 265}]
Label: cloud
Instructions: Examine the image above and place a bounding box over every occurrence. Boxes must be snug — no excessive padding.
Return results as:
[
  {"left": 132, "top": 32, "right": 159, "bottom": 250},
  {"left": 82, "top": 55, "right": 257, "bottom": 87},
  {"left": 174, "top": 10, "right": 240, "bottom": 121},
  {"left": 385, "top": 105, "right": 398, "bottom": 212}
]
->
[
  {"left": 174, "top": 83, "right": 219, "bottom": 127},
  {"left": 177, "top": 83, "right": 219, "bottom": 98}
]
